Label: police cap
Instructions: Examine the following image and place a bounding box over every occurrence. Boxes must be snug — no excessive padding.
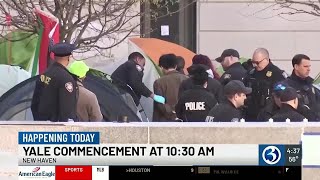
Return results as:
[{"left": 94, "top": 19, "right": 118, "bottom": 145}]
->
[
  {"left": 224, "top": 80, "right": 252, "bottom": 95},
  {"left": 273, "top": 82, "right": 287, "bottom": 97},
  {"left": 52, "top": 43, "right": 76, "bottom": 57},
  {"left": 279, "top": 87, "right": 298, "bottom": 102},
  {"left": 216, "top": 49, "right": 240, "bottom": 63}
]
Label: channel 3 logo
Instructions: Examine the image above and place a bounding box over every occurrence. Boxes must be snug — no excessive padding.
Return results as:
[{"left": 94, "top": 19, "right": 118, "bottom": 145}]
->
[
  {"left": 262, "top": 146, "right": 281, "bottom": 164},
  {"left": 259, "top": 145, "right": 284, "bottom": 166}
]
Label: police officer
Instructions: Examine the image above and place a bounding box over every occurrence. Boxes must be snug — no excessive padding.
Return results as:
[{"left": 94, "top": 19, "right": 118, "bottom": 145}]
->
[
  {"left": 31, "top": 43, "right": 78, "bottom": 122},
  {"left": 256, "top": 83, "right": 283, "bottom": 121},
  {"left": 242, "top": 59, "right": 254, "bottom": 72},
  {"left": 215, "top": 49, "right": 247, "bottom": 86},
  {"left": 175, "top": 65, "right": 218, "bottom": 122},
  {"left": 111, "top": 52, "right": 165, "bottom": 106},
  {"left": 282, "top": 54, "right": 320, "bottom": 121},
  {"left": 243, "top": 48, "right": 287, "bottom": 121},
  {"left": 271, "top": 87, "right": 306, "bottom": 122},
  {"left": 68, "top": 61, "right": 103, "bottom": 122},
  {"left": 206, "top": 80, "right": 251, "bottom": 122}
]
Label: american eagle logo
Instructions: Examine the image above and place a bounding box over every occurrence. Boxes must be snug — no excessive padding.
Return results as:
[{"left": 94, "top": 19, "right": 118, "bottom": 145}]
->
[{"left": 32, "top": 167, "right": 40, "bottom": 172}]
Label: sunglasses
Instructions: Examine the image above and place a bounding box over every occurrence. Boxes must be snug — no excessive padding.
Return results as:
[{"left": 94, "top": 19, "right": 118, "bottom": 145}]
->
[{"left": 252, "top": 58, "right": 267, "bottom": 65}]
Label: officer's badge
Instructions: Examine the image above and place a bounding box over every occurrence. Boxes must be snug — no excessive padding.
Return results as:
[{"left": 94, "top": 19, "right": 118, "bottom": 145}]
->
[
  {"left": 224, "top": 74, "right": 231, "bottom": 79},
  {"left": 136, "top": 65, "right": 143, "bottom": 72},
  {"left": 266, "top": 71, "right": 272, "bottom": 77},
  {"left": 65, "top": 82, "right": 73, "bottom": 93}
]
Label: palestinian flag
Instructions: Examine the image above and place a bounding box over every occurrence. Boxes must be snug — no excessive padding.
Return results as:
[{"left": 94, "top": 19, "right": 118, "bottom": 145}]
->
[
  {"left": 0, "top": 10, "right": 59, "bottom": 76},
  {"left": 34, "top": 8, "right": 60, "bottom": 74},
  {"left": 0, "top": 31, "right": 38, "bottom": 74}
]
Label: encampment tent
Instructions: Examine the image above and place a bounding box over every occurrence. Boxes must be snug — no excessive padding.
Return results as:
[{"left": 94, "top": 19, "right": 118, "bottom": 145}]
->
[
  {"left": 0, "top": 69, "right": 140, "bottom": 122},
  {"left": 0, "top": 65, "right": 31, "bottom": 97}
]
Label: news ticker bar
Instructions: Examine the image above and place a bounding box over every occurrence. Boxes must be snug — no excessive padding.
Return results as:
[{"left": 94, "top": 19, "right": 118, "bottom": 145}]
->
[
  {"left": 109, "top": 166, "right": 301, "bottom": 179},
  {"left": 18, "top": 144, "right": 302, "bottom": 166},
  {"left": 18, "top": 165, "right": 301, "bottom": 180}
]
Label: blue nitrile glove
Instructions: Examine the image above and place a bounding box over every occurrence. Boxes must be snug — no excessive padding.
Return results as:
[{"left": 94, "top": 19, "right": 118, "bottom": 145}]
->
[{"left": 153, "top": 95, "right": 165, "bottom": 104}]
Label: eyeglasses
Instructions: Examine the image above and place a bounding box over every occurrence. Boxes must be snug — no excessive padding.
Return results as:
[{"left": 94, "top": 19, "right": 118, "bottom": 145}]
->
[
  {"left": 274, "top": 84, "right": 286, "bottom": 91},
  {"left": 252, "top": 58, "right": 267, "bottom": 65}
]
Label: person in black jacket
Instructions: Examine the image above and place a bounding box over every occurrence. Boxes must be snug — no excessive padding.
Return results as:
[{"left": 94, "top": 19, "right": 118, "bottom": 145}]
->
[
  {"left": 258, "top": 82, "right": 313, "bottom": 122},
  {"left": 179, "top": 64, "right": 224, "bottom": 103},
  {"left": 215, "top": 49, "right": 247, "bottom": 86},
  {"left": 31, "top": 43, "right": 78, "bottom": 122},
  {"left": 206, "top": 80, "right": 252, "bottom": 122},
  {"left": 111, "top": 52, "right": 165, "bottom": 106},
  {"left": 256, "top": 82, "right": 286, "bottom": 121},
  {"left": 243, "top": 48, "right": 287, "bottom": 121},
  {"left": 271, "top": 87, "right": 306, "bottom": 122},
  {"left": 242, "top": 59, "right": 254, "bottom": 72},
  {"left": 282, "top": 54, "right": 320, "bottom": 121},
  {"left": 175, "top": 65, "right": 218, "bottom": 122}
]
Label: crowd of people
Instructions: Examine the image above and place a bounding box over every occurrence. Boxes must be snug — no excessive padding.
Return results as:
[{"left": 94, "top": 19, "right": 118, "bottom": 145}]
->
[
  {"left": 31, "top": 42, "right": 320, "bottom": 122},
  {"left": 112, "top": 47, "right": 320, "bottom": 122}
]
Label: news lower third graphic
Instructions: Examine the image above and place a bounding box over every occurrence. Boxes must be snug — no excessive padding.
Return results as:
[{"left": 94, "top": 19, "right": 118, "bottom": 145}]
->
[{"left": 17, "top": 132, "right": 302, "bottom": 180}]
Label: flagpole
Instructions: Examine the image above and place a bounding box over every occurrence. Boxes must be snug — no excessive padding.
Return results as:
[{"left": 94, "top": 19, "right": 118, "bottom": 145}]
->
[
  {"left": 6, "top": 13, "right": 12, "bottom": 65},
  {"left": 32, "top": 20, "right": 43, "bottom": 76},
  {"left": 8, "top": 28, "right": 12, "bottom": 65}
]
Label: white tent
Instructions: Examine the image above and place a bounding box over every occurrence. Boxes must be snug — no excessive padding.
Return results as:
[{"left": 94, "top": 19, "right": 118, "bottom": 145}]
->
[
  {"left": 0, "top": 65, "right": 31, "bottom": 97},
  {"left": 0, "top": 65, "right": 32, "bottom": 121}
]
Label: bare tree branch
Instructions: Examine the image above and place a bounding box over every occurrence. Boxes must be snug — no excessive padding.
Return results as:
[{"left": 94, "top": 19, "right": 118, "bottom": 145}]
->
[
  {"left": 274, "top": 0, "right": 320, "bottom": 17},
  {"left": 0, "top": 26, "right": 35, "bottom": 43},
  {"left": 0, "top": 0, "right": 198, "bottom": 54}
]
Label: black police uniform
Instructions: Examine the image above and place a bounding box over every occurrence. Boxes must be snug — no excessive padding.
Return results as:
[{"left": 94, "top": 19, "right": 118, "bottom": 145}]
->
[
  {"left": 243, "top": 62, "right": 286, "bottom": 121},
  {"left": 219, "top": 62, "right": 247, "bottom": 86},
  {"left": 242, "top": 59, "right": 254, "bottom": 72},
  {"left": 31, "top": 43, "right": 78, "bottom": 122},
  {"left": 111, "top": 61, "right": 152, "bottom": 106},
  {"left": 282, "top": 72, "right": 320, "bottom": 121},
  {"left": 206, "top": 80, "right": 251, "bottom": 122},
  {"left": 175, "top": 86, "right": 218, "bottom": 122},
  {"left": 179, "top": 64, "right": 224, "bottom": 103},
  {"left": 271, "top": 104, "right": 305, "bottom": 122},
  {"left": 256, "top": 83, "right": 283, "bottom": 122},
  {"left": 257, "top": 101, "right": 280, "bottom": 121},
  {"left": 206, "top": 101, "right": 243, "bottom": 122}
]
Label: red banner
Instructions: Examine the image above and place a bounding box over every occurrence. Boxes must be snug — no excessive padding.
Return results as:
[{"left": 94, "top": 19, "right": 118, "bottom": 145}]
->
[{"left": 34, "top": 9, "right": 60, "bottom": 73}]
